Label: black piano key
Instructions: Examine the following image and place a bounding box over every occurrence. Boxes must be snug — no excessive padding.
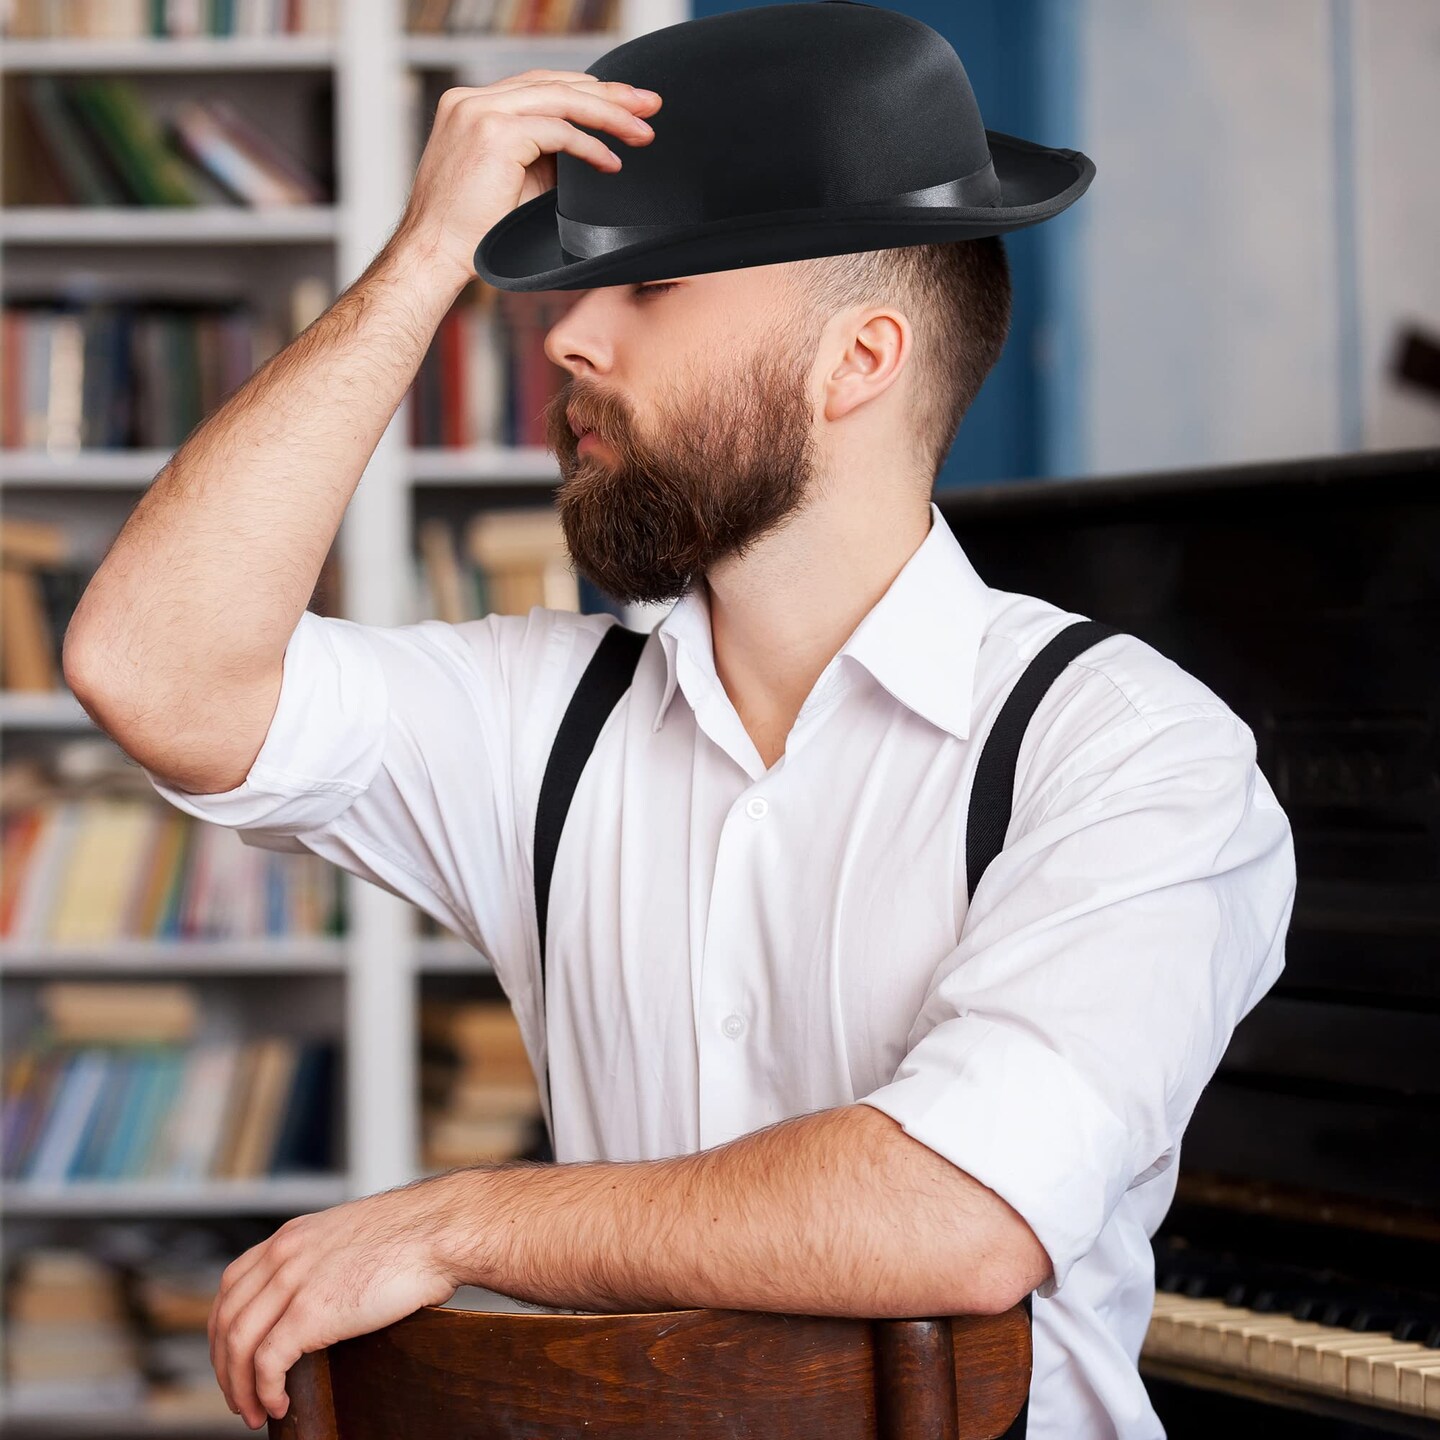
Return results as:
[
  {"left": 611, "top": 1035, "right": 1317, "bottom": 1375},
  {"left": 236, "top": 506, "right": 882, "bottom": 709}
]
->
[
  {"left": 1392, "top": 1317, "right": 1430, "bottom": 1343},
  {"left": 1249, "top": 1288, "right": 1302, "bottom": 1314}
]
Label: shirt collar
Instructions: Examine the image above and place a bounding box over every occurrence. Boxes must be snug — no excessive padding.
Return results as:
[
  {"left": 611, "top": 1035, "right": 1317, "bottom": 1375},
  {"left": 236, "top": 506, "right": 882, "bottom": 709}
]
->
[{"left": 651, "top": 502, "right": 990, "bottom": 742}]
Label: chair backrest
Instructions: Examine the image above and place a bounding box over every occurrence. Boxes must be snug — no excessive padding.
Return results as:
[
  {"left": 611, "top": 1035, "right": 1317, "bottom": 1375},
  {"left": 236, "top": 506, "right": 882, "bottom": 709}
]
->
[{"left": 268, "top": 1301, "right": 1031, "bottom": 1440}]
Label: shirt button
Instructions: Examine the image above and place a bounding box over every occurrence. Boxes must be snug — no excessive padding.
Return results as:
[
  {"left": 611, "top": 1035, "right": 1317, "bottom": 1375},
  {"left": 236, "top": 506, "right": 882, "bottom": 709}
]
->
[
  {"left": 721, "top": 1013, "right": 746, "bottom": 1039},
  {"left": 744, "top": 796, "right": 769, "bottom": 820}
]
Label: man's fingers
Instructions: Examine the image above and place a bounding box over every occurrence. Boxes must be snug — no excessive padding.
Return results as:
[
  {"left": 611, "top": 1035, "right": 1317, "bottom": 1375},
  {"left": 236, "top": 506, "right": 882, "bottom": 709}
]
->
[
  {"left": 220, "top": 1272, "right": 302, "bottom": 1428},
  {"left": 215, "top": 1260, "right": 303, "bottom": 1425},
  {"left": 252, "top": 1298, "right": 322, "bottom": 1423},
  {"left": 449, "top": 79, "right": 658, "bottom": 138},
  {"left": 206, "top": 1245, "right": 268, "bottom": 1358},
  {"left": 484, "top": 70, "right": 646, "bottom": 92}
]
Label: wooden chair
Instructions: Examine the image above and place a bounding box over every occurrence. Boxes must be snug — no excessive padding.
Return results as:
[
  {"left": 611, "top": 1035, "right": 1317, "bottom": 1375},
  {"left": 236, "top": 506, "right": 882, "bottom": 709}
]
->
[{"left": 267, "top": 1301, "right": 1030, "bottom": 1440}]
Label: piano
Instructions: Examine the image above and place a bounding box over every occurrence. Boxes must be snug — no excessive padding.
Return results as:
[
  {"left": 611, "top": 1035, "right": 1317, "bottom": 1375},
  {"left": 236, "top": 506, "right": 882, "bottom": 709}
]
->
[{"left": 937, "top": 446, "right": 1440, "bottom": 1439}]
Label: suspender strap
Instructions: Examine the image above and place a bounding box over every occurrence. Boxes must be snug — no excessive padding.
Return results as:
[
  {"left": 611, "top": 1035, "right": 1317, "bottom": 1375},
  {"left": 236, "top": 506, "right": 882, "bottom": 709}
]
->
[
  {"left": 964, "top": 615, "right": 1120, "bottom": 1440},
  {"left": 532, "top": 623, "right": 647, "bottom": 1126},
  {"left": 966, "top": 617, "right": 1119, "bottom": 901}
]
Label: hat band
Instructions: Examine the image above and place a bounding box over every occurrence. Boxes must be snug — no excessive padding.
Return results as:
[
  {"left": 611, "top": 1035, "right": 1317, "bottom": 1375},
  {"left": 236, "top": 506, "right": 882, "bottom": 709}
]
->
[{"left": 555, "top": 156, "right": 1002, "bottom": 260}]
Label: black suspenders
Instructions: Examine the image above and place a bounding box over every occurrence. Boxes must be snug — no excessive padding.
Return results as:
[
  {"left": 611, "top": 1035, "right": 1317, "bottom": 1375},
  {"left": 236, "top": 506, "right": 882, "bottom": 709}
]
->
[
  {"left": 532, "top": 622, "right": 649, "bottom": 982},
  {"left": 960, "top": 615, "right": 1120, "bottom": 1440},
  {"left": 531, "top": 613, "right": 1121, "bottom": 1439}
]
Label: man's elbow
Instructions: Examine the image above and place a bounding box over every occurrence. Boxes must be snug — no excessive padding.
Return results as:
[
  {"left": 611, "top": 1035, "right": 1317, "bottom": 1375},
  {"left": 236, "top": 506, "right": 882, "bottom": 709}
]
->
[
  {"left": 969, "top": 1230, "right": 1053, "bottom": 1314},
  {"left": 944, "top": 1201, "right": 1053, "bottom": 1315}
]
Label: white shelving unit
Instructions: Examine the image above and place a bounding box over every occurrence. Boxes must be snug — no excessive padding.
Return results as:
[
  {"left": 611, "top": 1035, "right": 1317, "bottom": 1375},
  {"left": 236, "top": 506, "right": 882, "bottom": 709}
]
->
[
  {"left": 0, "top": 204, "right": 342, "bottom": 244},
  {"left": 0, "top": 2, "right": 683, "bottom": 1432}
]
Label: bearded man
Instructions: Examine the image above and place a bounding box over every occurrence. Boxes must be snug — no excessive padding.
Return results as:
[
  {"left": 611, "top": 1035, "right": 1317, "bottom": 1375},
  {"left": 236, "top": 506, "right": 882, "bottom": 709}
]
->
[{"left": 65, "top": 6, "right": 1295, "bottom": 1438}]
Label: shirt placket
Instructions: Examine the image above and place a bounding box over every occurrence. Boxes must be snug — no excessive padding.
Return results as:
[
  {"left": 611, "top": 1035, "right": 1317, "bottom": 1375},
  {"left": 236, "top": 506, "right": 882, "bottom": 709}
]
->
[{"left": 684, "top": 656, "right": 857, "bottom": 1148}]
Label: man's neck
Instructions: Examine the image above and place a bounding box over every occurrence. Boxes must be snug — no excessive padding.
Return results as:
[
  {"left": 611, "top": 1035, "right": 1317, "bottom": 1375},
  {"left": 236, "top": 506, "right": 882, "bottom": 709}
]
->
[{"left": 703, "top": 496, "right": 933, "bottom": 769}]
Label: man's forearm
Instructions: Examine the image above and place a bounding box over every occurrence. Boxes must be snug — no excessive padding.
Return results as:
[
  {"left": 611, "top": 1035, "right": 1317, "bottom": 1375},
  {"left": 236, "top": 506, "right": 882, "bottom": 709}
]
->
[
  {"left": 432, "top": 1101, "right": 1049, "bottom": 1319},
  {"left": 64, "top": 231, "right": 466, "bottom": 711}
]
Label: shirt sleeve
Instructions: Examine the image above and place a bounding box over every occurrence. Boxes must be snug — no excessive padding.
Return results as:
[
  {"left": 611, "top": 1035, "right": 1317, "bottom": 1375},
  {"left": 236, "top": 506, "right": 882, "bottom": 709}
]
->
[
  {"left": 138, "top": 604, "right": 616, "bottom": 994},
  {"left": 855, "top": 705, "right": 1297, "bottom": 1297}
]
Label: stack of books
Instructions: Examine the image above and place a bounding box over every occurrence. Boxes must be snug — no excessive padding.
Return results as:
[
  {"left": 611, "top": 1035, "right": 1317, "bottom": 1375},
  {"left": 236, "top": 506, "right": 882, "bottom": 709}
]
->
[
  {"left": 420, "top": 996, "right": 544, "bottom": 1169},
  {"left": 3, "top": 794, "right": 347, "bottom": 942},
  {"left": 133, "top": 1233, "right": 236, "bottom": 1421},
  {"left": 0, "top": 518, "right": 88, "bottom": 692},
  {"left": 2, "top": 0, "right": 336, "bottom": 38},
  {"left": 3, "top": 980, "right": 339, "bottom": 1184},
  {"left": 406, "top": 0, "right": 621, "bottom": 36},
  {"left": 415, "top": 504, "right": 587, "bottom": 623},
  {"left": 4, "top": 1222, "right": 266, "bottom": 1422},
  {"left": 0, "top": 514, "right": 339, "bottom": 702},
  {"left": 410, "top": 285, "right": 586, "bottom": 450},
  {"left": 4, "top": 1247, "right": 146, "bottom": 1413},
  {"left": 5, "top": 76, "right": 328, "bottom": 207},
  {"left": 1, "top": 300, "right": 278, "bottom": 452}
]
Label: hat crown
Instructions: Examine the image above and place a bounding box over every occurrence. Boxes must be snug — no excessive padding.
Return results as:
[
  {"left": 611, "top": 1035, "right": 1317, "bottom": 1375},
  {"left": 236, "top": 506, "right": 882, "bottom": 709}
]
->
[{"left": 560, "top": 1, "right": 995, "bottom": 230}]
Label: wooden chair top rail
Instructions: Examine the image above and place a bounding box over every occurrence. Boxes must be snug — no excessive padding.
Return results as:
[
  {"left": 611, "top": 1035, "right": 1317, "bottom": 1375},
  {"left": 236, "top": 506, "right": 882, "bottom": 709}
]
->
[{"left": 269, "top": 1301, "right": 1031, "bottom": 1440}]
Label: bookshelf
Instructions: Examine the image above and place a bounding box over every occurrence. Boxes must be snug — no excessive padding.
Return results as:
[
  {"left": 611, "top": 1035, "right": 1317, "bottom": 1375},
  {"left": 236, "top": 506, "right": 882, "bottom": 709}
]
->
[
  {"left": 0, "top": 204, "right": 341, "bottom": 243},
  {"left": 0, "top": 0, "right": 685, "bottom": 1431}
]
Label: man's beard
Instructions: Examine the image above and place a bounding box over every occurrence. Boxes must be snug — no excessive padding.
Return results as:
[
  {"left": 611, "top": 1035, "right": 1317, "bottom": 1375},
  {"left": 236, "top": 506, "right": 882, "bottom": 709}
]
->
[{"left": 541, "top": 344, "right": 819, "bottom": 607}]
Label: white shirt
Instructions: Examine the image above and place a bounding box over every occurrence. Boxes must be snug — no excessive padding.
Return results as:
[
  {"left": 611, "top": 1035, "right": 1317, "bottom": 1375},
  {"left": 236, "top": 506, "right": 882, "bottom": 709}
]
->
[{"left": 143, "top": 502, "right": 1296, "bottom": 1440}]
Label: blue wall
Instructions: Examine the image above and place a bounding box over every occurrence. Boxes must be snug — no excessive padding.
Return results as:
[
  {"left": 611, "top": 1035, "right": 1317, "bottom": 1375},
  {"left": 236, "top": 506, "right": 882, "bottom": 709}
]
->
[{"left": 687, "top": 0, "right": 1084, "bottom": 487}]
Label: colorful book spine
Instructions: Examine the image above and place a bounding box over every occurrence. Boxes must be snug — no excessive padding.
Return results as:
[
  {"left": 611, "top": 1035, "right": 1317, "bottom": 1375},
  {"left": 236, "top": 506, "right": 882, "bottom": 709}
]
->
[
  {"left": 1, "top": 800, "right": 344, "bottom": 943},
  {"left": 3, "top": 1037, "right": 338, "bottom": 1183}
]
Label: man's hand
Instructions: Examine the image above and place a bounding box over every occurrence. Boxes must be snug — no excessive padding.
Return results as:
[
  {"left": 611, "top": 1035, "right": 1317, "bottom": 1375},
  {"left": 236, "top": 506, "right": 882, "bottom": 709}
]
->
[
  {"left": 395, "top": 69, "right": 663, "bottom": 292},
  {"left": 208, "top": 1177, "right": 463, "bottom": 1430}
]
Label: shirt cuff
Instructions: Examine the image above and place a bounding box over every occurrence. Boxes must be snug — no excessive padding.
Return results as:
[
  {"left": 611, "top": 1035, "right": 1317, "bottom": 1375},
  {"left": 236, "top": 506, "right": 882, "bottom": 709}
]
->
[
  {"left": 140, "top": 609, "right": 390, "bottom": 844},
  {"left": 857, "top": 1014, "right": 1133, "bottom": 1298}
]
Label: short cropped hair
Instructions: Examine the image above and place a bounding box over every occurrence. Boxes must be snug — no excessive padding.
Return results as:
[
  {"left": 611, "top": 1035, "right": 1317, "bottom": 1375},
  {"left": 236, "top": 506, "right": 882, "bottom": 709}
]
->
[{"left": 789, "top": 237, "right": 1012, "bottom": 485}]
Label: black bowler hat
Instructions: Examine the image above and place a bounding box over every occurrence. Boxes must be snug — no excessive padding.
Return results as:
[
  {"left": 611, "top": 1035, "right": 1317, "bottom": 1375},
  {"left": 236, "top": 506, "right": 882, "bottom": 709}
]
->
[{"left": 474, "top": 0, "right": 1095, "bottom": 292}]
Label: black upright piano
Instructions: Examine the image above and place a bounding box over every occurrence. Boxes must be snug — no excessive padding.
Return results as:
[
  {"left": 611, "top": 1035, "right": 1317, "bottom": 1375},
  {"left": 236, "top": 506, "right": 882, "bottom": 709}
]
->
[{"left": 937, "top": 446, "right": 1440, "bottom": 1439}]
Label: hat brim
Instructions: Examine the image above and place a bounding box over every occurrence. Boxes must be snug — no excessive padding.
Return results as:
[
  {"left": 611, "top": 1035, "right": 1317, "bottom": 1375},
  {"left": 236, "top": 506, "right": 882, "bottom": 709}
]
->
[{"left": 474, "top": 129, "right": 1094, "bottom": 292}]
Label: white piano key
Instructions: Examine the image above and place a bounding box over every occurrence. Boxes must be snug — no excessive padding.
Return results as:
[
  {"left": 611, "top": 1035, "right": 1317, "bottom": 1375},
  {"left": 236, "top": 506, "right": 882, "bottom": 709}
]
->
[
  {"left": 1296, "top": 1332, "right": 1407, "bottom": 1387},
  {"left": 1393, "top": 1358, "right": 1440, "bottom": 1410},
  {"left": 1144, "top": 1298, "right": 1230, "bottom": 1359},
  {"left": 1320, "top": 1337, "right": 1420, "bottom": 1391},
  {"left": 1255, "top": 1323, "right": 1340, "bottom": 1378},
  {"left": 1373, "top": 1351, "right": 1440, "bottom": 1405},
  {"left": 1343, "top": 1342, "right": 1431, "bottom": 1398},
  {"left": 1230, "top": 1316, "right": 1325, "bottom": 1372}
]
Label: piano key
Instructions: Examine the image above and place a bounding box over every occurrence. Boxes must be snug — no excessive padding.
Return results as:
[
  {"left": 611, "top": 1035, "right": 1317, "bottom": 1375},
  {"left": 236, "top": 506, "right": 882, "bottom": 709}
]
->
[
  {"left": 1200, "top": 1307, "right": 1265, "bottom": 1364},
  {"left": 1144, "top": 1297, "right": 1231, "bottom": 1358},
  {"left": 1295, "top": 1332, "right": 1409, "bottom": 1387},
  {"left": 1373, "top": 1352, "right": 1440, "bottom": 1406},
  {"left": 1343, "top": 1342, "right": 1432, "bottom": 1399},
  {"left": 1200, "top": 1307, "right": 1303, "bottom": 1368},
  {"left": 1170, "top": 1306, "right": 1243, "bottom": 1362},
  {"left": 1244, "top": 1319, "right": 1337, "bottom": 1375},
  {"left": 1254, "top": 1323, "right": 1343, "bottom": 1378},
  {"left": 1399, "top": 1361, "right": 1440, "bottom": 1412},
  {"left": 1319, "top": 1337, "right": 1422, "bottom": 1391},
  {"left": 1393, "top": 1318, "right": 1440, "bottom": 1348},
  {"left": 1399, "top": 1359, "right": 1440, "bottom": 1405}
]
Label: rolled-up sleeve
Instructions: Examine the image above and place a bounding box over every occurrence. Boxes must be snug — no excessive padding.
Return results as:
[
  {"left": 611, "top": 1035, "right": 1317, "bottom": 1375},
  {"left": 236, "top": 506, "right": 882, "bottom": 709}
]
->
[
  {"left": 143, "top": 608, "right": 389, "bottom": 847},
  {"left": 136, "top": 604, "right": 615, "bottom": 994},
  {"left": 857, "top": 707, "right": 1296, "bottom": 1297}
]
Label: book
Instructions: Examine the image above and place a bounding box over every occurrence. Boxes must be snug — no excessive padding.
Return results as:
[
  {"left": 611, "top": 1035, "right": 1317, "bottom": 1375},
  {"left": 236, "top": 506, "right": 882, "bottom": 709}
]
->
[
  {"left": 65, "top": 77, "right": 201, "bottom": 206},
  {"left": 3, "top": 1034, "right": 337, "bottom": 1182},
  {"left": 169, "top": 99, "right": 326, "bottom": 207},
  {"left": 2, "top": 796, "right": 345, "bottom": 943},
  {"left": 466, "top": 506, "right": 581, "bottom": 614}
]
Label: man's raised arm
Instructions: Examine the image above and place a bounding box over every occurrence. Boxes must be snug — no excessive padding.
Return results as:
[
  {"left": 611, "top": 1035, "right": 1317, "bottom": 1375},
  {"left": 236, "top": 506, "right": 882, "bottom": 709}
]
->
[{"left": 61, "top": 73, "right": 662, "bottom": 796}]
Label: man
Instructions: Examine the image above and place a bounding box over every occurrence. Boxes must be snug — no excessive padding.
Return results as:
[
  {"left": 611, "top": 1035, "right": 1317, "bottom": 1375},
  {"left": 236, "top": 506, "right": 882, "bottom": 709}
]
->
[{"left": 63, "top": 5, "right": 1296, "bottom": 1437}]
